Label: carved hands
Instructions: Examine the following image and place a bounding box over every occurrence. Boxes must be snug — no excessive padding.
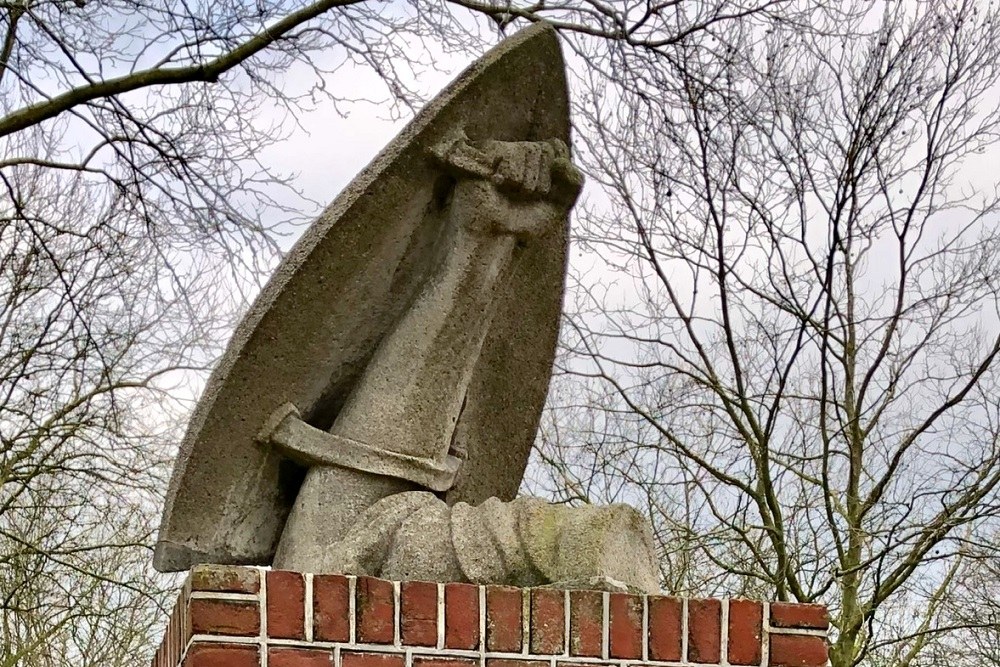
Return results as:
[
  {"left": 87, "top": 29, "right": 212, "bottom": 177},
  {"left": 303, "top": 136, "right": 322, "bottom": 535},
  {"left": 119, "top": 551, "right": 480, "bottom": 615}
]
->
[{"left": 432, "top": 132, "right": 584, "bottom": 239}]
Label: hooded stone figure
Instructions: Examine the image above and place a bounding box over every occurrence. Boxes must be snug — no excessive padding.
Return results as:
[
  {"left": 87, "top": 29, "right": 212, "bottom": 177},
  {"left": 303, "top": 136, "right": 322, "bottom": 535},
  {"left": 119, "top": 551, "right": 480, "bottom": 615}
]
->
[{"left": 153, "top": 23, "right": 660, "bottom": 594}]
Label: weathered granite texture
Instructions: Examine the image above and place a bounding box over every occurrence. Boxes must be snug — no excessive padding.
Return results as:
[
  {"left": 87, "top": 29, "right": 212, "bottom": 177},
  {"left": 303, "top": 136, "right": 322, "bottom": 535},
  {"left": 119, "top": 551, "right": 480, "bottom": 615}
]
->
[
  {"left": 154, "top": 23, "right": 573, "bottom": 572},
  {"left": 154, "top": 23, "right": 662, "bottom": 594},
  {"left": 281, "top": 492, "right": 659, "bottom": 593},
  {"left": 270, "top": 132, "right": 585, "bottom": 573}
]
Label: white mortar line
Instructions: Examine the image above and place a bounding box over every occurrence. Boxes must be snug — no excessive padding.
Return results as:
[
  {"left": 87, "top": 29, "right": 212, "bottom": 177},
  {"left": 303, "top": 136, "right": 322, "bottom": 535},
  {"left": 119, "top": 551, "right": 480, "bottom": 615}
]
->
[
  {"left": 190, "top": 634, "right": 261, "bottom": 645},
  {"left": 394, "top": 581, "right": 402, "bottom": 647},
  {"left": 563, "top": 590, "right": 571, "bottom": 657},
  {"left": 179, "top": 582, "right": 824, "bottom": 667},
  {"left": 188, "top": 591, "right": 260, "bottom": 602},
  {"left": 768, "top": 626, "right": 828, "bottom": 637},
  {"left": 437, "top": 583, "right": 446, "bottom": 649},
  {"left": 305, "top": 573, "right": 315, "bottom": 642},
  {"left": 179, "top": 636, "right": 191, "bottom": 667},
  {"left": 177, "top": 595, "right": 191, "bottom": 667},
  {"left": 601, "top": 592, "right": 610, "bottom": 661},
  {"left": 522, "top": 589, "right": 531, "bottom": 654},
  {"left": 349, "top": 576, "right": 358, "bottom": 644},
  {"left": 478, "top": 585, "right": 487, "bottom": 654},
  {"left": 680, "top": 598, "right": 689, "bottom": 665},
  {"left": 259, "top": 568, "right": 269, "bottom": 667},
  {"left": 720, "top": 599, "right": 730, "bottom": 667},
  {"left": 760, "top": 601, "right": 770, "bottom": 667},
  {"left": 641, "top": 595, "right": 649, "bottom": 663}
]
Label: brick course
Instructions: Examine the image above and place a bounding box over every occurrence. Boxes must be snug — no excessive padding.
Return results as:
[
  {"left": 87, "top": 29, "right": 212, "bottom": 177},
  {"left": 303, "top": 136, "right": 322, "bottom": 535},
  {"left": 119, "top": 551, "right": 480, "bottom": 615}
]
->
[
  {"left": 529, "top": 588, "right": 565, "bottom": 655},
  {"left": 401, "top": 581, "right": 439, "bottom": 647},
  {"left": 268, "top": 570, "right": 307, "bottom": 640},
  {"left": 152, "top": 566, "right": 830, "bottom": 667},
  {"left": 769, "top": 604, "right": 829, "bottom": 631},
  {"left": 486, "top": 586, "right": 524, "bottom": 652},
  {"left": 568, "top": 590, "right": 603, "bottom": 657},
  {"left": 444, "top": 583, "right": 479, "bottom": 650},
  {"left": 188, "top": 598, "right": 259, "bottom": 636},
  {"left": 728, "top": 600, "right": 763, "bottom": 666},
  {"left": 314, "top": 574, "right": 351, "bottom": 642},
  {"left": 608, "top": 592, "right": 643, "bottom": 659},
  {"left": 270, "top": 648, "right": 334, "bottom": 667},
  {"left": 647, "top": 596, "right": 682, "bottom": 662},
  {"left": 357, "top": 577, "right": 396, "bottom": 644}
]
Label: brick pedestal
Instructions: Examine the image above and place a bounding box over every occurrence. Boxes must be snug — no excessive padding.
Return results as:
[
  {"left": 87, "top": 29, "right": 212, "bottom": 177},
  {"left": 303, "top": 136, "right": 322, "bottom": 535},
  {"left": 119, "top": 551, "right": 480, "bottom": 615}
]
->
[{"left": 152, "top": 566, "right": 829, "bottom": 667}]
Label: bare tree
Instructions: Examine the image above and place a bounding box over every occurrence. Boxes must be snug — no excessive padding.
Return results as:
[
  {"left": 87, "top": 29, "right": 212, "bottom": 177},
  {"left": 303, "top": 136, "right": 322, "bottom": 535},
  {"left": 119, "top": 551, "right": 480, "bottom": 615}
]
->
[
  {"left": 0, "top": 1, "right": 487, "bottom": 664},
  {"left": 529, "top": 1, "right": 1000, "bottom": 666},
  {"left": 890, "top": 540, "right": 1000, "bottom": 667},
  {"left": 0, "top": 1, "right": 797, "bottom": 665}
]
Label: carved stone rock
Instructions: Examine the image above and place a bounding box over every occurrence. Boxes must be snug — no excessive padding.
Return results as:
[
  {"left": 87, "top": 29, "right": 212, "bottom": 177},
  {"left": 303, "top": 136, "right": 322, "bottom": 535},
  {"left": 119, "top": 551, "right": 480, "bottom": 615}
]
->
[
  {"left": 322, "top": 492, "right": 659, "bottom": 593},
  {"left": 154, "top": 24, "right": 571, "bottom": 572},
  {"left": 153, "top": 23, "right": 661, "bottom": 594}
]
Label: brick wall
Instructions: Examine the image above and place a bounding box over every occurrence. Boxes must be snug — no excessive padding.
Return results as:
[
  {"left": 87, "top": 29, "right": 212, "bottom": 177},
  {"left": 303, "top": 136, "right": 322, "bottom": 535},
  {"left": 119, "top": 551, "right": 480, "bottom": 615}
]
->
[{"left": 152, "top": 566, "right": 829, "bottom": 667}]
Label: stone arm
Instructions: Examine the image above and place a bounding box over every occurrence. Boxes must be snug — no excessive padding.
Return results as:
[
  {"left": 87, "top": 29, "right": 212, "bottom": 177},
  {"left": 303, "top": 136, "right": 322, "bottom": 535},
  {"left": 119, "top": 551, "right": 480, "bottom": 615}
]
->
[
  {"left": 430, "top": 132, "right": 583, "bottom": 238},
  {"left": 267, "top": 133, "right": 583, "bottom": 572}
]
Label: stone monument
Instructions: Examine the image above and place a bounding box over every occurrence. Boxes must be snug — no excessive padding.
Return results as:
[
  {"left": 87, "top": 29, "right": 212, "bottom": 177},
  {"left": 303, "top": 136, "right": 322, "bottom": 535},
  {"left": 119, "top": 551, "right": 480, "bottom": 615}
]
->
[{"left": 153, "top": 23, "right": 659, "bottom": 593}]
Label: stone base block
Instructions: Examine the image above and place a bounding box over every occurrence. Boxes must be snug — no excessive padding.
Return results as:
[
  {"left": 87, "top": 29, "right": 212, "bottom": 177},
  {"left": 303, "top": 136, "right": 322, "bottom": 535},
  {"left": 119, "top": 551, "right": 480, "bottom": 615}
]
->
[{"left": 151, "top": 565, "right": 829, "bottom": 667}]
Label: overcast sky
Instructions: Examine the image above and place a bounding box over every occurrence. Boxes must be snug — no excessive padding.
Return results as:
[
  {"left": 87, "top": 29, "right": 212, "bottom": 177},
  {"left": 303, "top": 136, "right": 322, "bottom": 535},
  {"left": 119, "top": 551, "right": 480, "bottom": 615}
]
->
[{"left": 257, "top": 36, "right": 480, "bottom": 249}]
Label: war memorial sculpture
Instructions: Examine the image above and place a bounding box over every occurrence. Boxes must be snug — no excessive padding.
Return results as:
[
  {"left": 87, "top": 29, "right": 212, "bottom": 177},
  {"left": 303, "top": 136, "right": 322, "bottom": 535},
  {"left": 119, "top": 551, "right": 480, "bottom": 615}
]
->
[{"left": 153, "top": 24, "right": 660, "bottom": 594}]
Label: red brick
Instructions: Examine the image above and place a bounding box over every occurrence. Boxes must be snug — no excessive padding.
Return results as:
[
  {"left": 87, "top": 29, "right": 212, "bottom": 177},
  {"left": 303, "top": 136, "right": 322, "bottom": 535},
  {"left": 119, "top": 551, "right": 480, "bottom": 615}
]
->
[
  {"left": 171, "top": 598, "right": 182, "bottom": 667},
  {"left": 487, "top": 661, "right": 548, "bottom": 667},
  {"left": 769, "top": 634, "right": 829, "bottom": 666},
  {"left": 357, "top": 577, "right": 395, "bottom": 644},
  {"left": 728, "top": 600, "right": 763, "bottom": 665},
  {"left": 401, "top": 581, "right": 438, "bottom": 647},
  {"left": 189, "top": 598, "right": 259, "bottom": 636},
  {"left": 770, "top": 603, "right": 830, "bottom": 630},
  {"left": 444, "top": 583, "right": 479, "bottom": 650},
  {"left": 688, "top": 598, "right": 721, "bottom": 663},
  {"left": 486, "top": 586, "right": 523, "bottom": 652},
  {"left": 413, "top": 659, "right": 478, "bottom": 667},
  {"left": 184, "top": 644, "right": 259, "bottom": 667},
  {"left": 529, "top": 588, "right": 564, "bottom": 654},
  {"left": 175, "top": 597, "right": 186, "bottom": 665},
  {"left": 162, "top": 602, "right": 175, "bottom": 667},
  {"left": 342, "top": 653, "right": 405, "bottom": 667},
  {"left": 648, "top": 596, "right": 682, "bottom": 661},
  {"left": 569, "top": 590, "right": 603, "bottom": 657},
  {"left": 269, "top": 648, "right": 333, "bottom": 667},
  {"left": 609, "top": 593, "right": 642, "bottom": 659},
  {"left": 189, "top": 565, "right": 260, "bottom": 594},
  {"left": 314, "top": 574, "right": 351, "bottom": 642},
  {"left": 267, "top": 570, "right": 305, "bottom": 640}
]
